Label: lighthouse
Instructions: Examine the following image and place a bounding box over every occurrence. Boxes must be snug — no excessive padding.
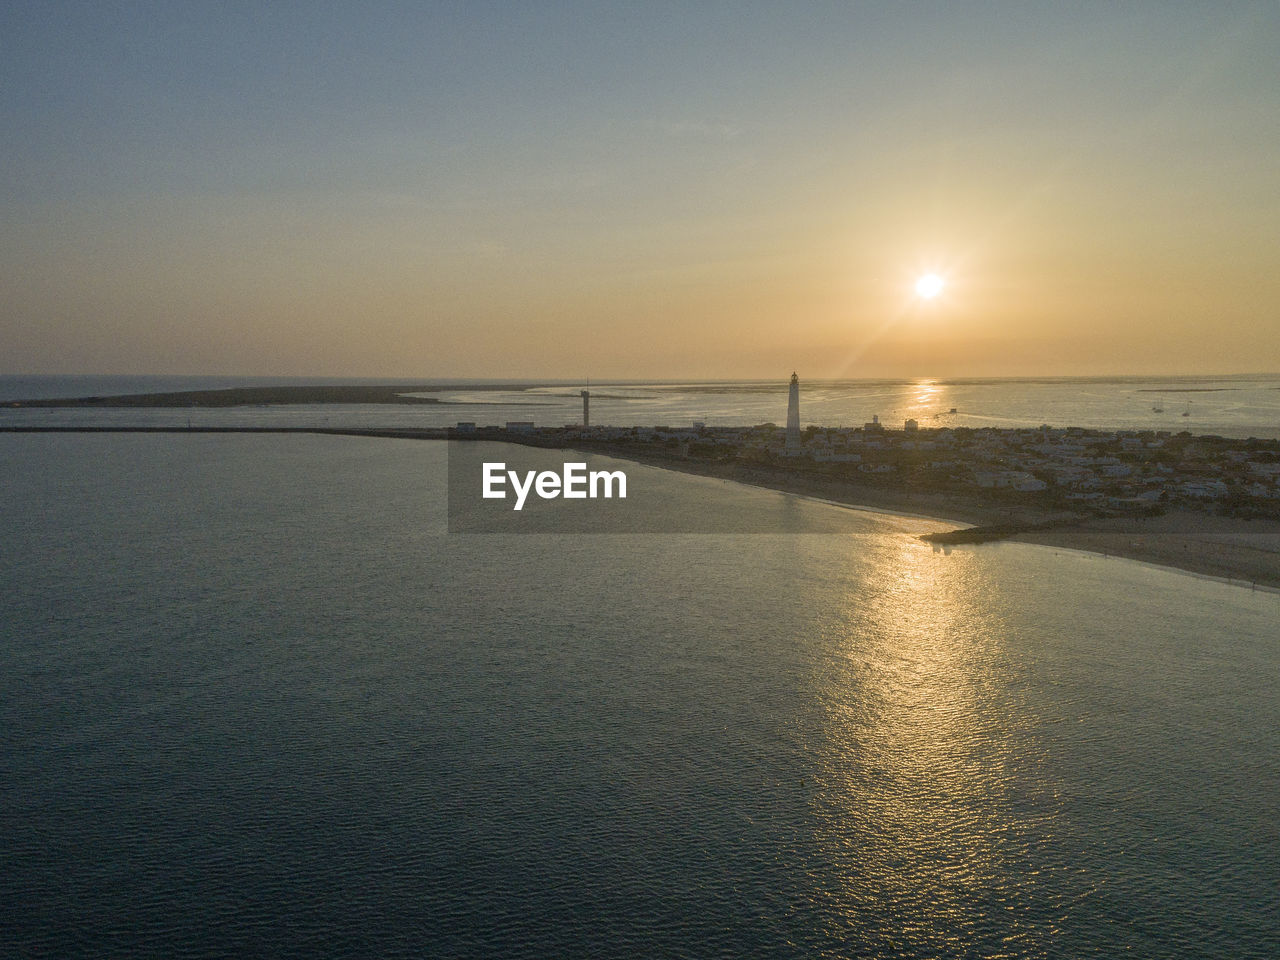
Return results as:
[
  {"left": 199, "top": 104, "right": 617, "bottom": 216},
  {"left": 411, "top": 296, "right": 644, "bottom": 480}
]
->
[
  {"left": 581, "top": 389, "right": 590, "bottom": 428},
  {"left": 786, "top": 372, "right": 801, "bottom": 450}
]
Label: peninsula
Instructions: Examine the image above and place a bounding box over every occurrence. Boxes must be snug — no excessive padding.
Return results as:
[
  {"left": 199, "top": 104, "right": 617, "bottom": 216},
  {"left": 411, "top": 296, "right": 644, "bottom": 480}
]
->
[
  {"left": 5, "top": 400, "right": 1279, "bottom": 587},
  {"left": 5, "top": 384, "right": 546, "bottom": 408},
  {"left": 456, "top": 420, "right": 1280, "bottom": 588}
]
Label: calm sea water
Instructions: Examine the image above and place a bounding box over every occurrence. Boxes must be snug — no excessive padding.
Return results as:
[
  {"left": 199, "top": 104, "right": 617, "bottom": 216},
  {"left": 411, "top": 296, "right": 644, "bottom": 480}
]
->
[
  {"left": 2, "top": 433, "right": 1278, "bottom": 958},
  {"left": 3, "top": 373, "right": 1279, "bottom": 438}
]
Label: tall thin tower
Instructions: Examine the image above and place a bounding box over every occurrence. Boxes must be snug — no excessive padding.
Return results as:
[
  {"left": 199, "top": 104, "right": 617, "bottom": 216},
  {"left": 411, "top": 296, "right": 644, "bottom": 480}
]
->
[
  {"left": 786, "top": 372, "right": 800, "bottom": 449},
  {"left": 581, "top": 389, "right": 590, "bottom": 428}
]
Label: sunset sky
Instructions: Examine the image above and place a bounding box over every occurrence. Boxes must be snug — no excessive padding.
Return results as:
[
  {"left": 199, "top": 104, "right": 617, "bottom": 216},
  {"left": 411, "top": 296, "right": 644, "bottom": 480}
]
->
[{"left": 3, "top": 2, "right": 1278, "bottom": 379}]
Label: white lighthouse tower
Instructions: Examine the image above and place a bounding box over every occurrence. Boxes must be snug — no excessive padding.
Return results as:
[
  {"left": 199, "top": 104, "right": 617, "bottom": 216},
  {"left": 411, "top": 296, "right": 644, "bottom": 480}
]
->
[{"left": 786, "top": 372, "right": 801, "bottom": 450}]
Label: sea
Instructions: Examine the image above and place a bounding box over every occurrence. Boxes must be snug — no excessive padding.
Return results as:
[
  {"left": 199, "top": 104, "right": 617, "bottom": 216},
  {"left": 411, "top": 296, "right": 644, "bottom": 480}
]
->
[
  {"left": 2, "top": 376, "right": 1278, "bottom": 958},
  {"left": 3, "top": 372, "right": 1279, "bottom": 438}
]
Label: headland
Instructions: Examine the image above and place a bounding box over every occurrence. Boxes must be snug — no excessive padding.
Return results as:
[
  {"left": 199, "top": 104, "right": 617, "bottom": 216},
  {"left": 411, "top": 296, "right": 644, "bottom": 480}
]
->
[
  {"left": 478, "top": 422, "right": 1280, "bottom": 588},
  {"left": 4, "top": 411, "right": 1279, "bottom": 588},
  {"left": 3, "top": 384, "right": 545, "bottom": 408}
]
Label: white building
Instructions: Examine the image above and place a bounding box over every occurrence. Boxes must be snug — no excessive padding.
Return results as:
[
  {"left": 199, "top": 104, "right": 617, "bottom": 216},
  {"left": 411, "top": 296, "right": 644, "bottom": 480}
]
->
[{"left": 786, "top": 373, "right": 801, "bottom": 450}]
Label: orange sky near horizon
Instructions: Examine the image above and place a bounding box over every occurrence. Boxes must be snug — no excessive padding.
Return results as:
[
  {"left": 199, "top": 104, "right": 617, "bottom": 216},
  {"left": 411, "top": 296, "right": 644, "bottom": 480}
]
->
[{"left": 2, "top": 3, "right": 1278, "bottom": 379}]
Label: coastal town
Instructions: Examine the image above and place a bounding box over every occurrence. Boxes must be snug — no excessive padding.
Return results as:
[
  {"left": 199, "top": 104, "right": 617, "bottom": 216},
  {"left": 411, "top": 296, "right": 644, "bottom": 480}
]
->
[
  {"left": 9, "top": 376, "right": 1280, "bottom": 520},
  {"left": 5, "top": 376, "right": 1279, "bottom": 583},
  {"left": 456, "top": 418, "right": 1280, "bottom": 521}
]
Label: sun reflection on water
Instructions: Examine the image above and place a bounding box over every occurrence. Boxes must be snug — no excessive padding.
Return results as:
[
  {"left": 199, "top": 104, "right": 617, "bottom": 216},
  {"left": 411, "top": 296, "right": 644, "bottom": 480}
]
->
[
  {"left": 901, "top": 379, "right": 953, "bottom": 424},
  {"left": 810, "top": 535, "right": 1051, "bottom": 954}
]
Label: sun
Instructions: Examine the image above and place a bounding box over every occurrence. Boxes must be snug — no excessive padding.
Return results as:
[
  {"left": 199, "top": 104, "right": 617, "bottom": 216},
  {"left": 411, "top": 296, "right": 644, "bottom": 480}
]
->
[{"left": 915, "top": 273, "right": 945, "bottom": 299}]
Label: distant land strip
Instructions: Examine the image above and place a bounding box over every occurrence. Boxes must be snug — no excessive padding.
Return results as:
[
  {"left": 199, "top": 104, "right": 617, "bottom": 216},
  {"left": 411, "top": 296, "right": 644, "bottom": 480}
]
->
[
  {"left": 3, "top": 384, "right": 549, "bottom": 408},
  {"left": 0, "top": 425, "right": 449, "bottom": 439}
]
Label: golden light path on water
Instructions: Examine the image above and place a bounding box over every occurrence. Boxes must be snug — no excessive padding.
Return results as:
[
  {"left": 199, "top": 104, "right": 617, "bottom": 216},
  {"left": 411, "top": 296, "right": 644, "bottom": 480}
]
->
[
  {"left": 807, "top": 534, "right": 1061, "bottom": 954},
  {"left": 902, "top": 379, "right": 949, "bottom": 424}
]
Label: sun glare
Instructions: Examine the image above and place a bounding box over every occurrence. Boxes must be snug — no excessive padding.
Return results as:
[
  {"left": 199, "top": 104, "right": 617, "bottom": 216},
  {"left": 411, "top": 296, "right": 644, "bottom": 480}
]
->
[{"left": 915, "top": 273, "right": 945, "bottom": 299}]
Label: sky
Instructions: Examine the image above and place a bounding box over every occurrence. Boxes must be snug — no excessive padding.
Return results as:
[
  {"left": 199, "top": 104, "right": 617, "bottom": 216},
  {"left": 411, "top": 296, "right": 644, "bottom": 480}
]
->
[{"left": 2, "top": 1, "right": 1278, "bottom": 379}]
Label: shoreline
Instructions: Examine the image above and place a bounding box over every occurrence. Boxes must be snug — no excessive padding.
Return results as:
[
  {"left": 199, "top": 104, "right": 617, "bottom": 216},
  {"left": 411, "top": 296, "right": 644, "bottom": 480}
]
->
[
  {"left": 579, "top": 443, "right": 1280, "bottom": 590},
  {"left": 3, "top": 384, "right": 551, "bottom": 408},
  {"left": 5, "top": 425, "right": 1278, "bottom": 589},
  {"left": 567, "top": 442, "right": 1068, "bottom": 528},
  {"left": 1005, "top": 514, "right": 1280, "bottom": 590}
]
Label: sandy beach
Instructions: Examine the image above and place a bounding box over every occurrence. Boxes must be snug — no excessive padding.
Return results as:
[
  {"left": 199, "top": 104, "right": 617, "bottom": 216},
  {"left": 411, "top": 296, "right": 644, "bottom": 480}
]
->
[
  {"left": 5, "top": 423, "right": 1278, "bottom": 588},
  {"left": 582, "top": 444, "right": 1280, "bottom": 589},
  {"left": 1008, "top": 511, "right": 1280, "bottom": 589},
  {"left": 570, "top": 443, "right": 1039, "bottom": 526}
]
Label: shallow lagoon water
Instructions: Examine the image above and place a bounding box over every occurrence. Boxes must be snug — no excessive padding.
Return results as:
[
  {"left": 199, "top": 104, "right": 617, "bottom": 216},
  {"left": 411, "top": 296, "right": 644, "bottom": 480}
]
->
[{"left": 2, "top": 434, "right": 1277, "bottom": 958}]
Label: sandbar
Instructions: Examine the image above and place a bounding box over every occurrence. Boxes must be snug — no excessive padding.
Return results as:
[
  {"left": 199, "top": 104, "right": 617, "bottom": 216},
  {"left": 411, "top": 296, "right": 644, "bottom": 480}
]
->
[{"left": 6, "top": 384, "right": 547, "bottom": 408}]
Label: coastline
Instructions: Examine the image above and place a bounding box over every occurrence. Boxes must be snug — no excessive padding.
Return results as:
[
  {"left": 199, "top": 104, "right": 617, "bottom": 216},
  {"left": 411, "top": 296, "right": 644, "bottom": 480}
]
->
[
  {"left": 566, "top": 442, "right": 1041, "bottom": 527},
  {"left": 5, "top": 424, "right": 1278, "bottom": 589},
  {"left": 579, "top": 444, "right": 1280, "bottom": 590},
  {"left": 4, "top": 384, "right": 550, "bottom": 408},
  {"left": 1006, "top": 512, "right": 1280, "bottom": 590}
]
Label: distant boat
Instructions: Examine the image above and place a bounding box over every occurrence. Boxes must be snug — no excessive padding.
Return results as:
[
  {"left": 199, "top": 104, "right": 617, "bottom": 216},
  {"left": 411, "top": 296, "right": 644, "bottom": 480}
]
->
[
  {"left": 949, "top": 407, "right": 958, "bottom": 414},
  {"left": 1182, "top": 401, "right": 1191, "bottom": 417},
  {"left": 1152, "top": 397, "right": 1164, "bottom": 412}
]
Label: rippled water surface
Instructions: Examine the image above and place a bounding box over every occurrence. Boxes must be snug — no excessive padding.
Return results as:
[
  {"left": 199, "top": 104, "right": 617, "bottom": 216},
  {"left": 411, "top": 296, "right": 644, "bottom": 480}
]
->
[{"left": 2, "top": 434, "right": 1277, "bottom": 958}]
